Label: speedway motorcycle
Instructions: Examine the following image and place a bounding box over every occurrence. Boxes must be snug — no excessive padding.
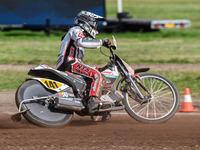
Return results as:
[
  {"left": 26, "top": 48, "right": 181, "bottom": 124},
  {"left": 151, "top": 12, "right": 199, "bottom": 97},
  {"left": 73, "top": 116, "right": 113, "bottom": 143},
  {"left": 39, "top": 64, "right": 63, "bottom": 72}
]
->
[{"left": 12, "top": 36, "right": 179, "bottom": 127}]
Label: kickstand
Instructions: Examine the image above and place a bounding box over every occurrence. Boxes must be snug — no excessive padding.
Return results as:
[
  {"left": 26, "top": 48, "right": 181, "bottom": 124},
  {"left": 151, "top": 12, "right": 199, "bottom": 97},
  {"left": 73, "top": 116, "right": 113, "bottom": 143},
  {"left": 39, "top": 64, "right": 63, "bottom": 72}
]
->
[{"left": 11, "top": 110, "right": 28, "bottom": 122}]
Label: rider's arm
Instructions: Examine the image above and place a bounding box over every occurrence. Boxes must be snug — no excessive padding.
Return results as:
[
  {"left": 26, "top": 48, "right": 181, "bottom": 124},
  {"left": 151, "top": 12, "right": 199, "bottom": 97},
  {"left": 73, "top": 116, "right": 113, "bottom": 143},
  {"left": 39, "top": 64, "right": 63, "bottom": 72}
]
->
[
  {"left": 70, "top": 27, "right": 102, "bottom": 49},
  {"left": 71, "top": 26, "right": 109, "bottom": 49},
  {"left": 77, "top": 37, "right": 111, "bottom": 49},
  {"left": 77, "top": 38, "right": 103, "bottom": 49}
]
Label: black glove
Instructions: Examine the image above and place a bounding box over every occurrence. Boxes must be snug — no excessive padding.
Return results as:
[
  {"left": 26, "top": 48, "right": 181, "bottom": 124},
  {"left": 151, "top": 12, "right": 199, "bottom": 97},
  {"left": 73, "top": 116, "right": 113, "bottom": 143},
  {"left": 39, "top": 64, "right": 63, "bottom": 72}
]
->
[{"left": 102, "top": 38, "right": 111, "bottom": 48}]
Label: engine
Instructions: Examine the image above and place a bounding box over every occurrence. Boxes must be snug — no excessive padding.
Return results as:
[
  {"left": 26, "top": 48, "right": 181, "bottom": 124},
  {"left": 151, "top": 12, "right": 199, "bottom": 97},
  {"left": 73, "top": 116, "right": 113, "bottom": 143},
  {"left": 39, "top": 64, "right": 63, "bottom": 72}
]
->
[{"left": 100, "top": 90, "right": 124, "bottom": 105}]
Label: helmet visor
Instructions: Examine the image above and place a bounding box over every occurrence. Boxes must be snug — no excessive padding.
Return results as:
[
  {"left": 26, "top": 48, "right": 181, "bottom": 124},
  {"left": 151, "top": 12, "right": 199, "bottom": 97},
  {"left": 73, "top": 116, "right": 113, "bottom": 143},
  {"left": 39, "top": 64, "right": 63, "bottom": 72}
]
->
[{"left": 88, "top": 20, "right": 97, "bottom": 29}]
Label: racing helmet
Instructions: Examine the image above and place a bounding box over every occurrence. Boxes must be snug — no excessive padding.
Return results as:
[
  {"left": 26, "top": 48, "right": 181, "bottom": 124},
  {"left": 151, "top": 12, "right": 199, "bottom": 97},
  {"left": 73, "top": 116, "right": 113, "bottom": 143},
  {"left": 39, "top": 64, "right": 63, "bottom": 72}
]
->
[{"left": 74, "top": 10, "right": 105, "bottom": 39}]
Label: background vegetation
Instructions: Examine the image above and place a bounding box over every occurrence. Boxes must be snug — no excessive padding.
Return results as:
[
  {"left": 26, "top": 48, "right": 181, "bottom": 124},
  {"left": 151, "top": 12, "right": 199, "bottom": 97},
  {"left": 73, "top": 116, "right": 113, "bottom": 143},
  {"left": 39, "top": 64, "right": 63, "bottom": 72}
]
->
[{"left": 0, "top": 0, "right": 200, "bottom": 97}]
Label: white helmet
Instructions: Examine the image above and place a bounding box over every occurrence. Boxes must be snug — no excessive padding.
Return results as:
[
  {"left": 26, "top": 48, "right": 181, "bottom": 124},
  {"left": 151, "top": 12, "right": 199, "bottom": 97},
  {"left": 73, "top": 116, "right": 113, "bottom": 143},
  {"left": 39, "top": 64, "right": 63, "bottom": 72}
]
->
[{"left": 74, "top": 11, "right": 105, "bottom": 39}]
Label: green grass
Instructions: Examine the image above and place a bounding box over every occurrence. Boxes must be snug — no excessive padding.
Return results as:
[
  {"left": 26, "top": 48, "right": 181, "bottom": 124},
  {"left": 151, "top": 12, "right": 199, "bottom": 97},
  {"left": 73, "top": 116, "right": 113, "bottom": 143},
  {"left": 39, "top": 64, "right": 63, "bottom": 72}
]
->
[
  {"left": 106, "top": 0, "right": 200, "bottom": 28},
  {"left": 155, "top": 71, "right": 200, "bottom": 98},
  {"left": 104, "top": 0, "right": 200, "bottom": 64},
  {"left": 0, "top": 70, "right": 29, "bottom": 91},
  {"left": 0, "top": 38, "right": 60, "bottom": 65},
  {"left": 0, "top": 70, "right": 200, "bottom": 98},
  {"left": 1, "top": 30, "right": 200, "bottom": 65}
]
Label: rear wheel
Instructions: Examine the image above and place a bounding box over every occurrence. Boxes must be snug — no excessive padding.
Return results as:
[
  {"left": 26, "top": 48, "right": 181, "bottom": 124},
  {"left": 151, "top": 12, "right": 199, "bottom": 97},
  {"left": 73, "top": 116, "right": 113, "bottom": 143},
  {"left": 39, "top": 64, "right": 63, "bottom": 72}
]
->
[
  {"left": 15, "top": 80, "right": 73, "bottom": 127},
  {"left": 119, "top": 73, "right": 179, "bottom": 123}
]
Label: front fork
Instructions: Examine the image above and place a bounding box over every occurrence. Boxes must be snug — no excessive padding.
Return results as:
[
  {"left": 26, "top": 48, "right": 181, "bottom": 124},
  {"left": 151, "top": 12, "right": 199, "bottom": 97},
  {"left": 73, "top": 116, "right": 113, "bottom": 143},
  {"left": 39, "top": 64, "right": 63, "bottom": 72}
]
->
[{"left": 126, "top": 75, "right": 152, "bottom": 101}]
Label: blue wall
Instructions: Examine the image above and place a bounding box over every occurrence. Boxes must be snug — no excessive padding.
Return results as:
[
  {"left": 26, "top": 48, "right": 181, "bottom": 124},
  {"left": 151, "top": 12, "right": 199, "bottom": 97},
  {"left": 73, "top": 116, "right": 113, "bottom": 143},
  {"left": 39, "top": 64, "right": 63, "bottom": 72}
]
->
[{"left": 0, "top": 0, "right": 105, "bottom": 26}]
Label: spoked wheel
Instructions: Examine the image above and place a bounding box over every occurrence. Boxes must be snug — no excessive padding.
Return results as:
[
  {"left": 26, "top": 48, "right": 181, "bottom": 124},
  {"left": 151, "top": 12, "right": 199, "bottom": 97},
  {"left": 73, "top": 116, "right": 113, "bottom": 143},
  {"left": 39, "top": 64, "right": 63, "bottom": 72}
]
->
[
  {"left": 15, "top": 80, "right": 73, "bottom": 127},
  {"left": 119, "top": 73, "right": 179, "bottom": 123}
]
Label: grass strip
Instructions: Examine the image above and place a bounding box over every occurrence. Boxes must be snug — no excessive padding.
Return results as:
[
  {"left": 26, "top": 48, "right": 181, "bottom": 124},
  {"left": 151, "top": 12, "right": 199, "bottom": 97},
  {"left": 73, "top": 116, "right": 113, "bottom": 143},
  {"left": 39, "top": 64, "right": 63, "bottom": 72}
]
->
[{"left": 0, "top": 70, "right": 199, "bottom": 98}]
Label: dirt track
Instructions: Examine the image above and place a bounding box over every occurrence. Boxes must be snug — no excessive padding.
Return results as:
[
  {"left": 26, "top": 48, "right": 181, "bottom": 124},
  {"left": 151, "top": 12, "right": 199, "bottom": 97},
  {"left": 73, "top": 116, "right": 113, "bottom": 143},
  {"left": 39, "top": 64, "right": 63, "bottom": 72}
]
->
[
  {"left": 0, "top": 90, "right": 200, "bottom": 150},
  {"left": 0, "top": 113, "right": 200, "bottom": 150},
  {"left": 0, "top": 64, "right": 200, "bottom": 150}
]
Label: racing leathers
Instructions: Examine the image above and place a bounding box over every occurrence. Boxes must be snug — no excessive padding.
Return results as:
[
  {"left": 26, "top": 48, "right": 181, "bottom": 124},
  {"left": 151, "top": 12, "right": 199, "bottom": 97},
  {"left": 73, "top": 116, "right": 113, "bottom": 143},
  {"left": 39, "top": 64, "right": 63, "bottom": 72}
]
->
[{"left": 56, "top": 26, "right": 110, "bottom": 113}]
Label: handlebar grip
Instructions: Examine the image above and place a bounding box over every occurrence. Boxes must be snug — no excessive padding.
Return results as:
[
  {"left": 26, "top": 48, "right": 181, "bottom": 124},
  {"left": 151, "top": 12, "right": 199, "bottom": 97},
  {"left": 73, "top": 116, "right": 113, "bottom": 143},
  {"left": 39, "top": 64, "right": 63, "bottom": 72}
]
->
[
  {"left": 111, "top": 45, "right": 116, "bottom": 50},
  {"left": 108, "top": 45, "right": 116, "bottom": 50}
]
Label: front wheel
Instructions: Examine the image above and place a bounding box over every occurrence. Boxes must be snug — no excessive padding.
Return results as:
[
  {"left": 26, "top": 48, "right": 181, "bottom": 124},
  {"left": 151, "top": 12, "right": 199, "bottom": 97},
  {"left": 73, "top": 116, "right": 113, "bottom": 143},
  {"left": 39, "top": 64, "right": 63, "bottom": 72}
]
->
[{"left": 122, "top": 73, "right": 179, "bottom": 123}]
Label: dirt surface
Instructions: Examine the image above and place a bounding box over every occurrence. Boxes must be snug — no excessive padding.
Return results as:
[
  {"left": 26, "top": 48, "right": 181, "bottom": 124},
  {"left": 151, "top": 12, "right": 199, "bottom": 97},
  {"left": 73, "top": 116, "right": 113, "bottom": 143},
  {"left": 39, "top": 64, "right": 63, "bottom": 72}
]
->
[
  {"left": 0, "top": 64, "right": 200, "bottom": 150},
  {"left": 0, "top": 113, "right": 200, "bottom": 150},
  {"left": 0, "top": 90, "right": 200, "bottom": 150}
]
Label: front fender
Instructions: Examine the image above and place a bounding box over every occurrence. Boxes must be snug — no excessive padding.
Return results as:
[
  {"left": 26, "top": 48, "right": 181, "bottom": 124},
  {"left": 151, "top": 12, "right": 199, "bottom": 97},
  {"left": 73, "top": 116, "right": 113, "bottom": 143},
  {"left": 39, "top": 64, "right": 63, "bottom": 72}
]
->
[{"left": 134, "top": 68, "right": 150, "bottom": 74}]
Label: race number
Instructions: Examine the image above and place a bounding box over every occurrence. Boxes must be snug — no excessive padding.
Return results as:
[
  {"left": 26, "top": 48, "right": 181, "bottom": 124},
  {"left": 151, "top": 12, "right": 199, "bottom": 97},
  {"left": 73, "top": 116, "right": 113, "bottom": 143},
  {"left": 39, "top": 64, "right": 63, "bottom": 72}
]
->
[{"left": 40, "top": 79, "right": 62, "bottom": 89}]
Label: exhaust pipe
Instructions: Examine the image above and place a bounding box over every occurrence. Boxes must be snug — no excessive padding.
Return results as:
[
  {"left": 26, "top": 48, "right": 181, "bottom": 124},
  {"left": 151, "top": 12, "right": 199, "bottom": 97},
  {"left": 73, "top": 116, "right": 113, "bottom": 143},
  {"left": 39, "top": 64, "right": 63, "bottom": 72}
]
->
[{"left": 54, "top": 97, "right": 85, "bottom": 112}]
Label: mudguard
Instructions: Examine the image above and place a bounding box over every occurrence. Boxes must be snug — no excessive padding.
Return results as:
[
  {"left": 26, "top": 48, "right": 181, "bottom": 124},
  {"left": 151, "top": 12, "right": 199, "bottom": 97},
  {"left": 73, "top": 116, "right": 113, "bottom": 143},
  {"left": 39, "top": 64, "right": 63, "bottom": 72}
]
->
[
  {"left": 28, "top": 64, "right": 86, "bottom": 96},
  {"left": 134, "top": 68, "right": 150, "bottom": 74}
]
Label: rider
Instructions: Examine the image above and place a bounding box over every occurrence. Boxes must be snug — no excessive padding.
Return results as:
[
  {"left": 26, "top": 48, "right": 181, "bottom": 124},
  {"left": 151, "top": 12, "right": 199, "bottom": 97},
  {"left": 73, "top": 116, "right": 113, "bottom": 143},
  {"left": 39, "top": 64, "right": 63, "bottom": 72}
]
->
[{"left": 56, "top": 10, "right": 111, "bottom": 113}]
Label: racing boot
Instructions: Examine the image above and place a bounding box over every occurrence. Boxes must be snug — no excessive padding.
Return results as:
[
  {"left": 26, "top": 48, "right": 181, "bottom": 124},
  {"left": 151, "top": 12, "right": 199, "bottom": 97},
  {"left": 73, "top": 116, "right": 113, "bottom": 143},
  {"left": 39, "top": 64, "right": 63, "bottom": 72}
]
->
[{"left": 87, "top": 96, "right": 111, "bottom": 114}]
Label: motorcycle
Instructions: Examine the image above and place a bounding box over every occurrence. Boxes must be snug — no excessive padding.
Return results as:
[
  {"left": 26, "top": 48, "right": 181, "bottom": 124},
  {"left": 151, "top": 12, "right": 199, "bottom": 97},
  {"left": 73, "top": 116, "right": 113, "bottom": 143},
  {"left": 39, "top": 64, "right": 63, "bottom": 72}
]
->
[{"left": 11, "top": 36, "right": 179, "bottom": 127}]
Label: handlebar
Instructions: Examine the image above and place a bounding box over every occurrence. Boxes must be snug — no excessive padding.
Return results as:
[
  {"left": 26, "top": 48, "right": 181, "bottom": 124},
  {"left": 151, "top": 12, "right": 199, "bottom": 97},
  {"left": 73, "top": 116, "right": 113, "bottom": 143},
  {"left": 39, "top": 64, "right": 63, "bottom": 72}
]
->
[
  {"left": 107, "top": 45, "right": 116, "bottom": 60},
  {"left": 102, "top": 35, "right": 117, "bottom": 59},
  {"left": 107, "top": 45, "right": 116, "bottom": 50},
  {"left": 111, "top": 45, "right": 116, "bottom": 50},
  {"left": 108, "top": 35, "right": 117, "bottom": 59},
  {"left": 104, "top": 35, "right": 117, "bottom": 51}
]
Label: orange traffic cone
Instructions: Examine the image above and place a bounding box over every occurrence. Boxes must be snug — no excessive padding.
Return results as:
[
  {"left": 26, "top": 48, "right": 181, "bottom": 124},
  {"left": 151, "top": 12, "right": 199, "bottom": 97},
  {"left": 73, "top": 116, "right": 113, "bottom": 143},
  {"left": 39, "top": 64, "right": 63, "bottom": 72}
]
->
[{"left": 179, "top": 88, "right": 197, "bottom": 112}]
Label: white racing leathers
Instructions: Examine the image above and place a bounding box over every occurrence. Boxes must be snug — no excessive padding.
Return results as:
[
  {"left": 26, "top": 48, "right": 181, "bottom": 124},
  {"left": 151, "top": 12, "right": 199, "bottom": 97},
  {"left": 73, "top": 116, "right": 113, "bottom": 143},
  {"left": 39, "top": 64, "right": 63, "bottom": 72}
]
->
[{"left": 56, "top": 26, "right": 106, "bottom": 98}]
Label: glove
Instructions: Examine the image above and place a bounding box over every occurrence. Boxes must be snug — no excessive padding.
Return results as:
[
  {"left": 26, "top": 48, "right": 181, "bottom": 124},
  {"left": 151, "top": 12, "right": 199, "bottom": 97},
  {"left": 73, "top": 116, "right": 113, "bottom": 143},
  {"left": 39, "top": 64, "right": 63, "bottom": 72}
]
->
[{"left": 102, "top": 38, "right": 111, "bottom": 48}]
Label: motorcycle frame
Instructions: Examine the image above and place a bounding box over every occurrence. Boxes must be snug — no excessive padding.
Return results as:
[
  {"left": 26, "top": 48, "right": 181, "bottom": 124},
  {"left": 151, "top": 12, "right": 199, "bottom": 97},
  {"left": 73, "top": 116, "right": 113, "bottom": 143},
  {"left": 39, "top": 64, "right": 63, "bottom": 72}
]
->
[{"left": 106, "top": 45, "right": 150, "bottom": 100}]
